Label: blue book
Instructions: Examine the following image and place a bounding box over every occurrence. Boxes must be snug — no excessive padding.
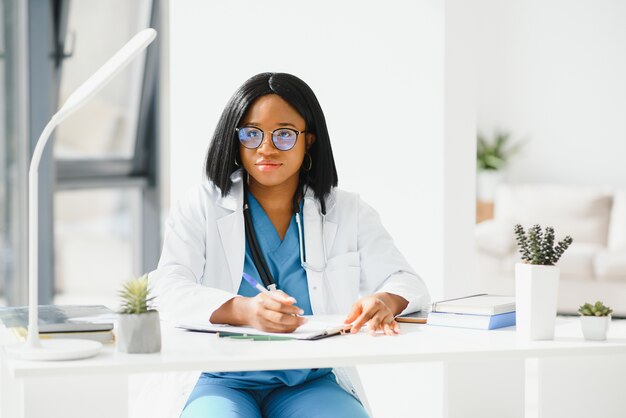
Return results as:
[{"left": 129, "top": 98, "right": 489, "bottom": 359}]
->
[{"left": 427, "top": 311, "right": 516, "bottom": 330}]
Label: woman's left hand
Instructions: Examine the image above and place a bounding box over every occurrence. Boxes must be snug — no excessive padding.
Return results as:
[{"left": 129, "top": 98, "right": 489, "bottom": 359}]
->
[{"left": 344, "top": 293, "right": 407, "bottom": 336}]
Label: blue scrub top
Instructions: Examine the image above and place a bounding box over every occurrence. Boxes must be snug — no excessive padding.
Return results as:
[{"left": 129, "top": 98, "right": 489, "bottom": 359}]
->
[{"left": 201, "top": 192, "right": 332, "bottom": 389}]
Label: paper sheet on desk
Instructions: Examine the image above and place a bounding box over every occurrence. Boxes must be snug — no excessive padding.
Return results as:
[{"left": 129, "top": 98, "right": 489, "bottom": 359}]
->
[{"left": 176, "top": 315, "right": 352, "bottom": 340}]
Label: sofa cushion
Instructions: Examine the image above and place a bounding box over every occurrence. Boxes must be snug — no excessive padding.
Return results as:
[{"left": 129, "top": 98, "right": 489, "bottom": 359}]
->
[
  {"left": 494, "top": 184, "right": 612, "bottom": 246},
  {"left": 608, "top": 188, "right": 626, "bottom": 250},
  {"left": 475, "top": 220, "right": 516, "bottom": 257},
  {"left": 594, "top": 250, "right": 626, "bottom": 282},
  {"left": 558, "top": 243, "right": 602, "bottom": 280}
]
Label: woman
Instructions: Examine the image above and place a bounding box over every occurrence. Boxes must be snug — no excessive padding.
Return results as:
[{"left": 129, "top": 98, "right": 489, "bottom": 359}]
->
[{"left": 150, "top": 72, "right": 430, "bottom": 418}]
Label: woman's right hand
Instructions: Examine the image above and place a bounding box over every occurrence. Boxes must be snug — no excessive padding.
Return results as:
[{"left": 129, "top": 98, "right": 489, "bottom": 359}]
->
[{"left": 243, "top": 291, "right": 307, "bottom": 333}]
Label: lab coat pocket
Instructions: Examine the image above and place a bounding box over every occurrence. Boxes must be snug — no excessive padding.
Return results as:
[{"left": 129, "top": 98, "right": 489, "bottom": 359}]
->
[{"left": 324, "top": 252, "right": 361, "bottom": 313}]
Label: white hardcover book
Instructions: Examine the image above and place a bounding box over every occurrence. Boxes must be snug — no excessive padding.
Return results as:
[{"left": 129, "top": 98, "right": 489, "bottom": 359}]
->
[{"left": 432, "top": 294, "right": 515, "bottom": 316}]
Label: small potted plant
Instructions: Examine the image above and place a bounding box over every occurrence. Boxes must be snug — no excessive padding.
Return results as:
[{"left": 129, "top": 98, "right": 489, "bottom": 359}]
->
[
  {"left": 514, "top": 224, "right": 573, "bottom": 340},
  {"left": 476, "top": 131, "right": 524, "bottom": 201},
  {"left": 578, "top": 301, "right": 612, "bottom": 341},
  {"left": 116, "top": 274, "right": 161, "bottom": 353}
]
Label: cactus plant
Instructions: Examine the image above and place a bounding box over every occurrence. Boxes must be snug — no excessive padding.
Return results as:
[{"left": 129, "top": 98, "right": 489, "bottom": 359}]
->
[
  {"left": 514, "top": 224, "right": 573, "bottom": 265},
  {"left": 578, "top": 301, "right": 613, "bottom": 317},
  {"left": 118, "top": 274, "right": 155, "bottom": 315}
]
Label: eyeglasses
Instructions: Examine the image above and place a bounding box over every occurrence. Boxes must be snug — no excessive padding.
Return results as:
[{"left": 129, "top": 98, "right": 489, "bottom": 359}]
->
[{"left": 236, "top": 126, "right": 305, "bottom": 151}]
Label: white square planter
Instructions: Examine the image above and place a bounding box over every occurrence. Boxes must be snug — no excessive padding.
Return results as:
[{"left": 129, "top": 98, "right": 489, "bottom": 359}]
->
[
  {"left": 580, "top": 315, "right": 611, "bottom": 341},
  {"left": 515, "top": 263, "right": 560, "bottom": 340}
]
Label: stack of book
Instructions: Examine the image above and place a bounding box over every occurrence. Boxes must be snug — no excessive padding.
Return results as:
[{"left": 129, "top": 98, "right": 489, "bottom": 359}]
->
[
  {"left": 427, "top": 294, "right": 516, "bottom": 330},
  {"left": 0, "top": 305, "right": 117, "bottom": 343}
]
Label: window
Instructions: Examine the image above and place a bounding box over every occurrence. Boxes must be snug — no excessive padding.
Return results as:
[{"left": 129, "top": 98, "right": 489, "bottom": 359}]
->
[
  {"left": 55, "top": 0, "right": 152, "bottom": 159},
  {"left": 54, "top": 188, "right": 140, "bottom": 307},
  {"left": 0, "top": 0, "right": 161, "bottom": 306},
  {"left": 52, "top": 0, "right": 160, "bottom": 305}
]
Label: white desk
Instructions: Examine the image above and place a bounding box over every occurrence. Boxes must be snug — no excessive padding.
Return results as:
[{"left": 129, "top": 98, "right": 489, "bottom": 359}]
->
[{"left": 2, "top": 318, "right": 626, "bottom": 418}]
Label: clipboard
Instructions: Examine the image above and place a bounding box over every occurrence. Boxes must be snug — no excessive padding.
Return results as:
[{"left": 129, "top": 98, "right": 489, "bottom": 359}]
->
[
  {"left": 395, "top": 311, "right": 429, "bottom": 324},
  {"left": 176, "top": 315, "right": 352, "bottom": 340}
]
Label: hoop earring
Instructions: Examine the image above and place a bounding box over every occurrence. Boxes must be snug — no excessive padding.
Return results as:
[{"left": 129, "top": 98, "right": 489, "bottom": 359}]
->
[
  {"left": 234, "top": 158, "right": 240, "bottom": 167},
  {"left": 303, "top": 153, "right": 312, "bottom": 171}
]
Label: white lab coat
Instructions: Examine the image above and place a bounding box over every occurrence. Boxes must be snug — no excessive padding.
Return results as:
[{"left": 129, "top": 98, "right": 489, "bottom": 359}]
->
[
  {"left": 146, "top": 170, "right": 430, "bottom": 416},
  {"left": 150, "top": 169, "right": 430, "bottom": 323}
]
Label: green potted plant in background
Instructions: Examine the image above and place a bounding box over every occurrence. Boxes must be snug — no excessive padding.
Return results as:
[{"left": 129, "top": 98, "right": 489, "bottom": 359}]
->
[
  {"left": 116, "top": 274, "right": 161, "bottom": 353},
  {"left": 579, "top": 301, "right": 612, "bottom": 341},
  {"left": 514, "top": 224, "right": 573, "bottom": 340},
  {"left": 476, "top": 131, "right": 524, "bottom": 201}
]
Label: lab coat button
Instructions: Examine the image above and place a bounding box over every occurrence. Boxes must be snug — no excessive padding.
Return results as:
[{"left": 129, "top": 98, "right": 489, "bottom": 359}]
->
[{"left": 313, "top": 286, "right": 318, "bottom": 290}]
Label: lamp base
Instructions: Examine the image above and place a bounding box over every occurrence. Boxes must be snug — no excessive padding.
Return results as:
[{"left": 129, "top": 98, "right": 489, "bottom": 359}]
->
[{"left": 5, "top": 339, "right": 102, "bottom": 361}]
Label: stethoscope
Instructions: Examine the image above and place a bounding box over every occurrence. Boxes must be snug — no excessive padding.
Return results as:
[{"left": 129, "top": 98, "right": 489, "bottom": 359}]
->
[{"left": 243, "top": 176, "right": 328, "bottom": 292}]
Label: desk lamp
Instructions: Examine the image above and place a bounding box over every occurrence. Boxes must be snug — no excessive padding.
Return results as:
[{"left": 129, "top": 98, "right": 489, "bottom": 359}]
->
[{"left": 6, "top": 28, "right": 157, "bottom": 361}]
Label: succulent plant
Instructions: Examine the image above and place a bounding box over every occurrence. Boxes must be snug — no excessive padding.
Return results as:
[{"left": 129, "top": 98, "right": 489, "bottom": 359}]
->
[
  {"left": 578, "top": 301, "right": 613, "bottom": 317},
  {"left": 119, "top": 274, "right": 155, "bottom": 315},
  {"left": 514, "top": 224, "right": 573, "bottom": 265}
]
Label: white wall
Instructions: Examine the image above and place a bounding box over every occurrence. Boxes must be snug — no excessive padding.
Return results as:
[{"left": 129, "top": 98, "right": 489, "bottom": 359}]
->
[
  {"left": 475, "top": 0, "right": 626, "bottom": 187},
  {"left": 169, "top": 0, "right": 454, "bottom": 299}
]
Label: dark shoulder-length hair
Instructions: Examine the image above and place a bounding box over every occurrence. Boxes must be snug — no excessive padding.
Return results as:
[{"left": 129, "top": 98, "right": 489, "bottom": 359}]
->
[{"left": 205, "top": 72, "right": 338, "bottom": 204}]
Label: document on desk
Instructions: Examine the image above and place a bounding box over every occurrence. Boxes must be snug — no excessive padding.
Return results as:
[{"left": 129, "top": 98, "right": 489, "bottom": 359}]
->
[{"left": 176, "top": 315, "right": 352, "bottom": 340}]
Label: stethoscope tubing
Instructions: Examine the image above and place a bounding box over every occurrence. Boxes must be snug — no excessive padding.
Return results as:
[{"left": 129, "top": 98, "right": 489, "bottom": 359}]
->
[
  {"left": 243, "top": 177, "right": 327, "bottom": 290},
  {"left": 295, "top": 211, "right": 327, "bottom": 272},
  {"left": 243, "top": 200, "right": 276, "bottom": 291}
]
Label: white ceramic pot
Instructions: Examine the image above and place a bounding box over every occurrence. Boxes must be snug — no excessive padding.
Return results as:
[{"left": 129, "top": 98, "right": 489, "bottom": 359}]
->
[
  {"left": 116, "top": 311, "right": 162, "bottom": 353},
  {"left": 476, "top": 170, "right": 504, "bottom": 201},
  {"left": 580, "top": 315, "right": 611, "bottom": 341},
  {"left": 515, "top": 263, "right": 560, "bottom": 340}
]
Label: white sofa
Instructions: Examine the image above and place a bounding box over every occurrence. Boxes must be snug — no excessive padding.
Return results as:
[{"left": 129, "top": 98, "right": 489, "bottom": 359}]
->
[{"left": 475, "top": 184, "right": 626, "bottom": 316}]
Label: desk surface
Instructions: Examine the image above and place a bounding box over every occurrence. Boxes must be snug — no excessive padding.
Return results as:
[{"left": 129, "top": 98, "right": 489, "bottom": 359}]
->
[{"left": 3, "top": 317, "right": 626, "bottom": 379}]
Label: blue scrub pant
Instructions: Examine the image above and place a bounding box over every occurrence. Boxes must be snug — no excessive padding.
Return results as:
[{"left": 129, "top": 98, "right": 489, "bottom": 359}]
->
[{"left": 181, "top": 372, "right": 370, "bottom": 418}]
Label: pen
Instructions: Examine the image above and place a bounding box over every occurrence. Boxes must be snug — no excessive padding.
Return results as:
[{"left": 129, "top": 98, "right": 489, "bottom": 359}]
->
[{"left": 241, "top": 272, "right": 298, "bottom": 304}]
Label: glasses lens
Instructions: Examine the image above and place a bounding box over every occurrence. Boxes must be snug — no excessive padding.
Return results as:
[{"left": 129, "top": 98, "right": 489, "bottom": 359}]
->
[
  {"left": 272, "top": 129, "right": 298, "bottom": 151},
  {"left": 238, "top": 127, "right": 263, "bottom": 148}
]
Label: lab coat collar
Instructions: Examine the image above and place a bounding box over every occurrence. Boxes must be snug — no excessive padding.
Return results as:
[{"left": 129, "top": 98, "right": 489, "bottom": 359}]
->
[
  {"left": 302, "top": 185, "right": 337, "bottom": 213},
  {"left": 215, "top": 169, "right": 245, "bottom": 292}
]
